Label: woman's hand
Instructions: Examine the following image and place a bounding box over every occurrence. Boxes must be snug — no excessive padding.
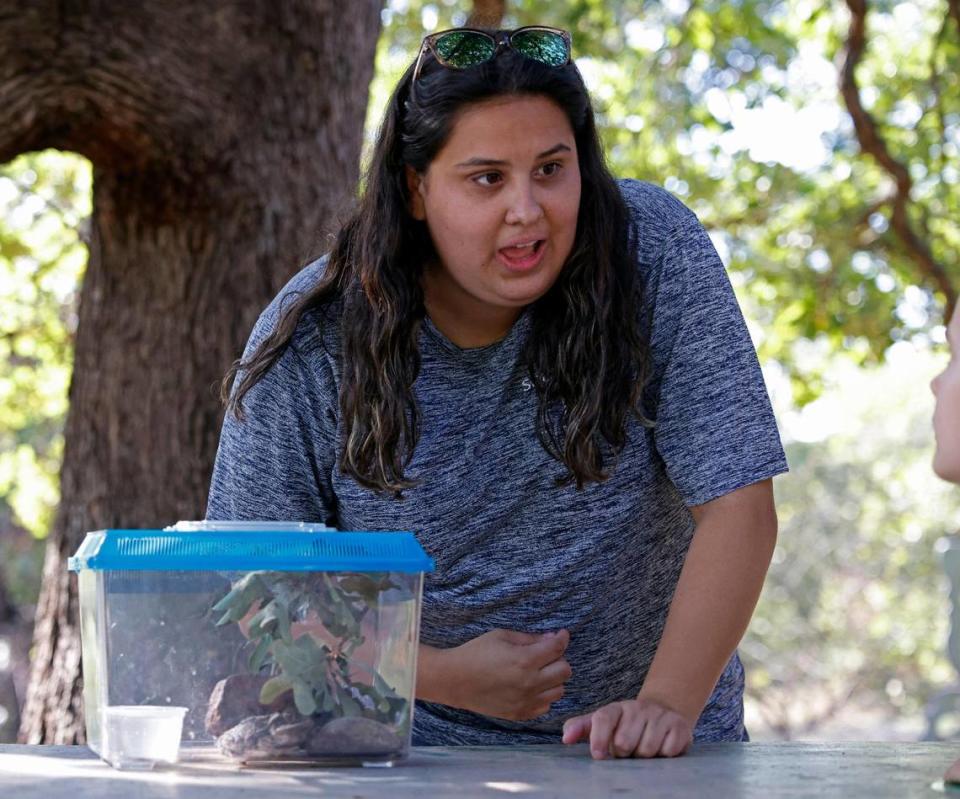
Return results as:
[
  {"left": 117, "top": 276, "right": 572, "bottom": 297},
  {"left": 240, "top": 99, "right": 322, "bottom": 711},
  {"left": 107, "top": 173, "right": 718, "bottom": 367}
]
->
[
  {"left": 435, "top": 628, "right": 572, "bottom": 721},
  {"left": 561, "top": 698, "right": 693, "bottom": 759}
]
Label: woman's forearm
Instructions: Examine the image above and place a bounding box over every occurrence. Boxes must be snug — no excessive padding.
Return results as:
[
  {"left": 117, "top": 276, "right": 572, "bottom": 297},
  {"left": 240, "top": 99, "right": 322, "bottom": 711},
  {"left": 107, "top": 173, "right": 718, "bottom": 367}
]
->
[
  {"left": 416, "top": 643, "right": 454, "bottom": 705},
  {"left": 637, "top": 479, "right": 778, "bottom": 723}
]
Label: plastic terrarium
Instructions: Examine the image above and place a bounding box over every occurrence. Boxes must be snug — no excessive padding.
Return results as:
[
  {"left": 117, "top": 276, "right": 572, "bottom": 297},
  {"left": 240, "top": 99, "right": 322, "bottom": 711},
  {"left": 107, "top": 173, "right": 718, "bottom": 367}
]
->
[{"left": 69, "top": 521, "right": 434, "bottom": 769}]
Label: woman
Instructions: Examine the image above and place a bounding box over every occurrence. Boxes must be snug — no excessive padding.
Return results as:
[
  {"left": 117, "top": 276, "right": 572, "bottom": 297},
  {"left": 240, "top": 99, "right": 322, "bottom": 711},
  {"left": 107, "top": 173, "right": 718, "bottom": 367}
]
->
[{"left": 206, "top": 26, "right": 788, "bottom": 759}]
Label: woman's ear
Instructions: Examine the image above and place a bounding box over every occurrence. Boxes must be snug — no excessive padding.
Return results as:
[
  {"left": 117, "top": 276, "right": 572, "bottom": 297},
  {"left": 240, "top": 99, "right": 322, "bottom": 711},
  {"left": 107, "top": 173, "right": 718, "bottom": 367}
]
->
[{"left": 405, "top": 165, "right": 427, "bottom": 221}]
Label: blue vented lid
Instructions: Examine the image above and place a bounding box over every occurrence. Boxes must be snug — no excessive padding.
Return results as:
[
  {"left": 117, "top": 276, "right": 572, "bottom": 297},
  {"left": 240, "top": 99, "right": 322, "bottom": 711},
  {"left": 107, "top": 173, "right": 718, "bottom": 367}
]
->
[{"left": 67, "top": 528, "right": 434, "bottom": 573}]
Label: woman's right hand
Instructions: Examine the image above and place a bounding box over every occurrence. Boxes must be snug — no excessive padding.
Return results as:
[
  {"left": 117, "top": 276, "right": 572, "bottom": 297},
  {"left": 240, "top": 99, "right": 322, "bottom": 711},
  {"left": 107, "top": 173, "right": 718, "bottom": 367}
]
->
[{"left": 422, "top": 628, "right": 572, "bottom": 721}]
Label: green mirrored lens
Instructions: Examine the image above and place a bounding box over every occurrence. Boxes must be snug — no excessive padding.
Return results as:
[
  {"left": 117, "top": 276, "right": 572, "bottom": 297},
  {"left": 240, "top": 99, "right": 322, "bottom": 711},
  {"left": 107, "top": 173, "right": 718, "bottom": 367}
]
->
[
  {"left": 511, "top": 30, "right": 568, "bottom": 66},
  {"left": 434, "top": 31, "right": 496, "bottom": 68}
]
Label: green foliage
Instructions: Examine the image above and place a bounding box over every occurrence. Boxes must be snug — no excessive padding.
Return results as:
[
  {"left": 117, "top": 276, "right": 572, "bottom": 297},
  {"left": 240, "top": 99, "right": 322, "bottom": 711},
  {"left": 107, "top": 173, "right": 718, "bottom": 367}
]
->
[
  {"left": 744, "top": 350, "right": 960, "bottom": 737},
  {"left": 369, "top": 0, "right": 959, "bottom": 390},
  {"left": 0, "top": 150, "right": 90, "bottom": 539},
  {"left": 212, "top": 571, "right": 409, "bottom": 726}
]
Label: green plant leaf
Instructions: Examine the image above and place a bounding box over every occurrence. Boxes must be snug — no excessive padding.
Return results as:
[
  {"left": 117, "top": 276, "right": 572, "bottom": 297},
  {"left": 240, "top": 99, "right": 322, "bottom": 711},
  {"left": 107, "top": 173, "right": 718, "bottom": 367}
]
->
[
  {"left": 211, "top": 586, "right": 241, "bottom": 614},
  {"left": 273, "top": 634, "right": 325, "bottom": 679},
  {"left": 275, "top": 600, "right": 293, "bottom": 645},
  {"left": 321, "top": 686, "right": 335, "bottom": 713},
  {"left": 247, "top": 599, "right": 279, "bottom": 637},
  {"left": 248, "top": 634, "right": 272, "bottom": 672},
  {"left": 259, "top": 676, "right": 293, "bottom": 705},
  {"left": 373, "top": 671, "right": 395, "bottom": 697},
  {"left": 212, "top": 572, "right": 269, "bottom": 623},
  {"left": 293, "top": 680, "right": 317, "bottom": 715}
]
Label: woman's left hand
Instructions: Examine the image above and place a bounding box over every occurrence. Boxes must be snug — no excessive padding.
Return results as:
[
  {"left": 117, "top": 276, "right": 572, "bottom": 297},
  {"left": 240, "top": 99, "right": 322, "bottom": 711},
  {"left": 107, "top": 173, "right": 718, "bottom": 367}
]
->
[{"left": 561, "top": 698, "right": 693, "bottom": 759}]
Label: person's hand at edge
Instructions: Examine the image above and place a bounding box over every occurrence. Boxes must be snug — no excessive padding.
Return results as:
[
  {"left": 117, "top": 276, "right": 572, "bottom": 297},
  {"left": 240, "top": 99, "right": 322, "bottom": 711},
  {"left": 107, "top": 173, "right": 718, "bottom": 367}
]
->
[{"left": 944, "top": 755, "right": 960, "bottom": 784}]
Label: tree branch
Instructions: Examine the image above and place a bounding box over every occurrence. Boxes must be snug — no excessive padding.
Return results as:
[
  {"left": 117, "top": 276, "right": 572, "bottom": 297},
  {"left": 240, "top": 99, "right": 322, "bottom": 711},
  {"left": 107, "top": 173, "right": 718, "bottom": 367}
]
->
[
  {"left": 466, "top": 0, "right": 505, "bottom": 29},
  {"left": 929, "top": 6, "right": 950, "bottom": 183},
  {"left": 840, "top": 0, "right": 957, "bottom": 319}
]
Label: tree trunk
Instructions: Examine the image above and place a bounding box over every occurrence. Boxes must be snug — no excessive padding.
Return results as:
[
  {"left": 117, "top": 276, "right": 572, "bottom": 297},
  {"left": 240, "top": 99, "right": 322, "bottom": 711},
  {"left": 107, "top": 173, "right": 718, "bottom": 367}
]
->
[
  {"left": 467, "top": 0, "right": 506, "bottom": 28},
  {"left": 0, "top": 0, "right": 383, "bottom": 744}
]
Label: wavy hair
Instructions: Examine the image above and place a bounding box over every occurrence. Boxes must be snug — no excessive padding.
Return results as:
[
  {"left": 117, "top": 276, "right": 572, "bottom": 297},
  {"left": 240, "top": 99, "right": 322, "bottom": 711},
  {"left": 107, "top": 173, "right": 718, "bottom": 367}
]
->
[{"left": 223, "top": 39, "right": 651, "bottom": 494}]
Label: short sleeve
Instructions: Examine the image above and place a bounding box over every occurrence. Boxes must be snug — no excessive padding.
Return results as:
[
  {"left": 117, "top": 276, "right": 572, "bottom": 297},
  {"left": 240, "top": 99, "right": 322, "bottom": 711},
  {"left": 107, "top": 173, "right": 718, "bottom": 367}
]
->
[
  {"left": 205, "top": 280, "right": 339, "bottom": 525},
  {"left": 643, "top": 215, "right": 788, "bottom": 507}
]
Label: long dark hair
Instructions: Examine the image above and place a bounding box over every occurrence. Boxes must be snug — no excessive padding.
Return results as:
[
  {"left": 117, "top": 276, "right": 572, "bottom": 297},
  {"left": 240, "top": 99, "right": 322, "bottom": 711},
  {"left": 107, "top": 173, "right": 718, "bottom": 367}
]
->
[{"left": 223, "top": 39, "right": 651, "bottom": 494}]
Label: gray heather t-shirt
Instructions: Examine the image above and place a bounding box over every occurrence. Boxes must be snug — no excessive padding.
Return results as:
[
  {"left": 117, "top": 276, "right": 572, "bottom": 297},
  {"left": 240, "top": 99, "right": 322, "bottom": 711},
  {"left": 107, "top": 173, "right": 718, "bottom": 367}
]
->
[{"left": 205, "top": 179, "right": 788, "bottom": 745}]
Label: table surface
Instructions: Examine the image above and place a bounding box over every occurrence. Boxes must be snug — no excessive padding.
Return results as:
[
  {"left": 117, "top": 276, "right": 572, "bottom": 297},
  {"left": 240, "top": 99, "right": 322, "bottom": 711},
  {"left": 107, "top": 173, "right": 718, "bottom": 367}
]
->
[{"left": 3, "top": 742, "right": 960, "bottom": 798}]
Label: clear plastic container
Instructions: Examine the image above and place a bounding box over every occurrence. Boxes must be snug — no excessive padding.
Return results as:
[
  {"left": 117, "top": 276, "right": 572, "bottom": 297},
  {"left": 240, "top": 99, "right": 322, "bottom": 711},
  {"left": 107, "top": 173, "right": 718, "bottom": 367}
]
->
[
  {"left": 70, "top": 522, "right": 433, "bottom": 769},
  {"left": 103, "top": 705, "right": 187, "bottom": 769}
]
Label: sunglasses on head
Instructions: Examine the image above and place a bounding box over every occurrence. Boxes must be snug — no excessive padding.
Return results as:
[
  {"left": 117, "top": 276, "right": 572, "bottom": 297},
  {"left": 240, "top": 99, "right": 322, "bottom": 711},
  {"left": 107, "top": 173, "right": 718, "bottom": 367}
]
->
[{"left": 412, "top": 26, "right": 572, "bottom": 83}]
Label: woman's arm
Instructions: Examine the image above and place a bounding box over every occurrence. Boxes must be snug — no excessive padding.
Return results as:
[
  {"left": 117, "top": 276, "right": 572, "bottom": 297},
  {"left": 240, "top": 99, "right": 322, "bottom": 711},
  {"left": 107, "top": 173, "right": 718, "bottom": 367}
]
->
[
  {"left": 638, "top": 478, "right": 777, "bottom": 721},
  {"left": 415, "top": 644, "right": 452, "bottom": 705},
  {"left": 416, "top": 630, "right": 572, "bottom": 720},
  {"left": 562, "top": 478, "right": 777, "bottom": 758}
]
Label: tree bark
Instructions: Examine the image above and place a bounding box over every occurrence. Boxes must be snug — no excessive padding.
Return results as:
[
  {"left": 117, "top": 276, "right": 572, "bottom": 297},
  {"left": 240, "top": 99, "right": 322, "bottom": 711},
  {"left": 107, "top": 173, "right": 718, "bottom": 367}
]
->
[
  {"left": 2, "top": 0, "right": 383, "bottom": 744},
  {"left": 467, "top": 0, "right": 506, "bottom": 29}
]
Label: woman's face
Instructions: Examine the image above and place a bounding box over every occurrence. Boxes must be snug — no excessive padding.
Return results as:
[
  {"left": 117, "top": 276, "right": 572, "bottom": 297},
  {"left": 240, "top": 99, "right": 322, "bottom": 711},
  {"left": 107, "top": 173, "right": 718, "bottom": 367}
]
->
[
  {"left": 932, "top": 306, "right": 960, "bottom": 483},
  {"left": 407, "top": 94, "right": 581, "bottom": 344}
]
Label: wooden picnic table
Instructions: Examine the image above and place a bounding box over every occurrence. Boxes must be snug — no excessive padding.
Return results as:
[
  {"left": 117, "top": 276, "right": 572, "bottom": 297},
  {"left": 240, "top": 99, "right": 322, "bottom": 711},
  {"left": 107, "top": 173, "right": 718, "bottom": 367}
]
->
[{"left": 1, "top": 741, "right": 958, "bottom": 797}]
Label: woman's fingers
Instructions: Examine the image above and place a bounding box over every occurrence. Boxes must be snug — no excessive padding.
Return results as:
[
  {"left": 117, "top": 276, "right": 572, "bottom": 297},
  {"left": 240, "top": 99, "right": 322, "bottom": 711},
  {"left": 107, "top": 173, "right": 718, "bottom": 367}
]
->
[
  {"left": 634, "top": 710, "right": 670, "bottom": 758},
  {"left": 561, "top": 713, "right": 591, "bottom": 744},
  {"left": 536, "top": 656, "right": 573, "bottom": 690},
  {"left": 611, "top": 705, "right": 650, "bottom": 757},
  {"left": 524, "top": 685, "right": 565, "bottom": 718},
  {"left": 496, "top": 629, "right": 543, "bottom": 646},
  {"left": 565, "top": 700, "right": 694, "bottom": 759},
  {"left": 659, "top": 724, "right": 693, "bottom": 758},
  {"left": 587, "top": 704, "right": 624, "bottom": 759},
  {"left": 536, "top": 684, "right": 565, "bottom": 704},
  {"left": 524, "top": 629, "right": 570, "bottom": 668}
]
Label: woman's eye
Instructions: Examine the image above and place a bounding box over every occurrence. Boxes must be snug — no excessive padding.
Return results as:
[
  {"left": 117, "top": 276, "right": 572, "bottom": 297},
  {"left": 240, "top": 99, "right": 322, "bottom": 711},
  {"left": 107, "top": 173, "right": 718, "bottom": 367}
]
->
[
  {"left": 473, "top": 172, "right": 502, "bottom": 187},
  {"left": 538, "top": 162, "right": 562, "bottom": 178}
]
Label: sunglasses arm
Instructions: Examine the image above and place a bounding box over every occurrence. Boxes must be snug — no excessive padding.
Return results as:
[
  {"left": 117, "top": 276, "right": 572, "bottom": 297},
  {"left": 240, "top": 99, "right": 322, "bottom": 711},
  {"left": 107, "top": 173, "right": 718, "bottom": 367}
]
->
[{"left": 412, "top": 41, "right": 430, "bottom": 83}]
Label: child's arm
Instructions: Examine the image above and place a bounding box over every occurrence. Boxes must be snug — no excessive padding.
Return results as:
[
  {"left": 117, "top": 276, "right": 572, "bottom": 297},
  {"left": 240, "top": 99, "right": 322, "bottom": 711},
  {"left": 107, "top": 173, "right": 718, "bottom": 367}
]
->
[{"left": 563, "top": 478, "right": 777, "bottom": 758}]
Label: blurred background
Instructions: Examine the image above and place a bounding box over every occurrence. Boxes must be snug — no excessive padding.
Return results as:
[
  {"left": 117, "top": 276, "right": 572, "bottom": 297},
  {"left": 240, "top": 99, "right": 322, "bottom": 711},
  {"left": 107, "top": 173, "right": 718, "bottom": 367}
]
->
[{"left": 1, "top": 0, "right": 958, "bottom": 743}]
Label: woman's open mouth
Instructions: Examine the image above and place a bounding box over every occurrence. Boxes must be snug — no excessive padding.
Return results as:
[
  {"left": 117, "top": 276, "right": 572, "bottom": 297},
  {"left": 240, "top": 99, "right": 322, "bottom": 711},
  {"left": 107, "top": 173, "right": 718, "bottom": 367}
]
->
[{"left": 496, "top": 239, "right": 546, "bottom": 273}]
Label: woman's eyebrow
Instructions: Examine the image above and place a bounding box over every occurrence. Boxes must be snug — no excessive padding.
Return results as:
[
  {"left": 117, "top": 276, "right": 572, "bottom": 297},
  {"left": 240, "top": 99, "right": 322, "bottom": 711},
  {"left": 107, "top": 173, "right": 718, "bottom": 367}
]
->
[
  {"left": 536, "top": 143, "right": 572, "bottom": 159},
  {"left": 454, "top": 143, "right": 573, "bottom": 169}
]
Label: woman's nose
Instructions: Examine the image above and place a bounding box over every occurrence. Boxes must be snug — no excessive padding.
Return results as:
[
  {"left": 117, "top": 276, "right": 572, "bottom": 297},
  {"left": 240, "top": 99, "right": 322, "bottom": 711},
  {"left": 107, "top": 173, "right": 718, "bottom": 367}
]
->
[
  {"left": 932, "top": 374, "right": 942, "bottom": 396},
  {"left": 505, "top": 183, "right": 544, "bottom": 226}
]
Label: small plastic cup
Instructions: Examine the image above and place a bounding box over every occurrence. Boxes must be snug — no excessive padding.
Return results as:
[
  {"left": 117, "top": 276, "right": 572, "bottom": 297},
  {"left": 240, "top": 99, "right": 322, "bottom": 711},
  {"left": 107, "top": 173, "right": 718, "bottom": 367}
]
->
[{"left": 103, "top": 705, "right": 188, "bottom": 770}]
